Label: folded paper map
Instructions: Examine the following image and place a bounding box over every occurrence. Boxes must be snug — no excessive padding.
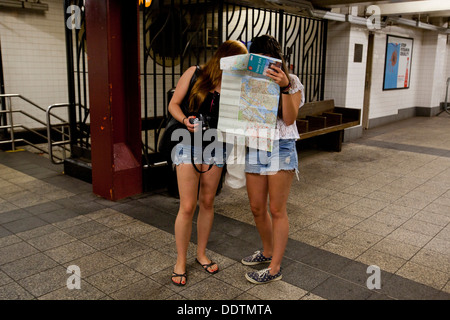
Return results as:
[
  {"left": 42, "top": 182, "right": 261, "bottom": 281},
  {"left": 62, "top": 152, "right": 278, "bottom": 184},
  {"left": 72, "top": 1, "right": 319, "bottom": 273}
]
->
[{"left": 218, "top": 54, "right": 281, "bottom": 151}]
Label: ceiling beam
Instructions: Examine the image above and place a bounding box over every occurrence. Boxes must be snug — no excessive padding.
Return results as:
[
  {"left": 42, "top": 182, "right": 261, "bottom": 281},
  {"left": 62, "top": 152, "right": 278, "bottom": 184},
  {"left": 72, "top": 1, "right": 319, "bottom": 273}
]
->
[
  {"left": 310, "top": 0, "right": 422, "bottom": 8},
  {"left": 376, "top": 0, "right": 450, "bottom": 16}
]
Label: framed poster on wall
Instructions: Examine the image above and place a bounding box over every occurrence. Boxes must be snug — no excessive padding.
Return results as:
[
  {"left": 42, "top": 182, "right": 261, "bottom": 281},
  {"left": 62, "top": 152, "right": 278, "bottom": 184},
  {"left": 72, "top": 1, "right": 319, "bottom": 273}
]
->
[{"left": 383, "top": 35, "right": 413, "bottom": 90}]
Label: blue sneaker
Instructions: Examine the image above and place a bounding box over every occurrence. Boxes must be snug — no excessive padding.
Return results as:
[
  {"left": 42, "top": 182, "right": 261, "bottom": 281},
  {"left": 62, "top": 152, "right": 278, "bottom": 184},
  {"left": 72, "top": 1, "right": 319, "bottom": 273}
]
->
[
  {"left": 245, "top": 267, "right": 282, "bottom": 284},
  {"left": 241, "top": 250, "right": 272, "bottom": 266}
]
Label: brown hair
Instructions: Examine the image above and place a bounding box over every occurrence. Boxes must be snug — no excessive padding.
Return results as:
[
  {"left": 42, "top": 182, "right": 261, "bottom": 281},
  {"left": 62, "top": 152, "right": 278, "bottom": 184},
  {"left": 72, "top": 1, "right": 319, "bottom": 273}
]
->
[{"left": 189, "top": 40, "right": 248, "bottom": 112}]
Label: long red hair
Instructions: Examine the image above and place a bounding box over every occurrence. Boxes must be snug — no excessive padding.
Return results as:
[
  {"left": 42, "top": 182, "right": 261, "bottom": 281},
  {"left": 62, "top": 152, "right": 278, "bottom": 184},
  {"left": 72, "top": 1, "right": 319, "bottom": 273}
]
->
[{"left": 189, "top": 40, "right": 248, "bottom": 112}]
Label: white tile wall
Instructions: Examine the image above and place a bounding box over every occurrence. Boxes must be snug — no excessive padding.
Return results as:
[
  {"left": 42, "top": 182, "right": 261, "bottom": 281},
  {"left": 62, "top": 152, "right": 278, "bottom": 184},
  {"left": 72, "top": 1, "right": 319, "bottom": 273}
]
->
[
  {"left": 0, "top": 0, "right": 68, "bottom": 129},
  {"left": 368, "top": 26, "right": 423, "bottom": 119},
  {"left": 324, "top": 22, "right": 351, "bottom": 106},
  {"left": 2, "top": 5, "right": 450, "bottom": 132},
  {"left": 344, "top": 25, "right": 368, "bottom": 110}
]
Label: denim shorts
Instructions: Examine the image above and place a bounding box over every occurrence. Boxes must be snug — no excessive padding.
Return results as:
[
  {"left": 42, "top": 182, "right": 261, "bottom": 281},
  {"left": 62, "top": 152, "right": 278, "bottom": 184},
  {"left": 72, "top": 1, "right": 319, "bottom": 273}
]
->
[
  {"left": 245, "top": 139, "right": 299, "bottom": 175},
  {"left": 172, "top": 142, "right": 229, "bottom": 168}
]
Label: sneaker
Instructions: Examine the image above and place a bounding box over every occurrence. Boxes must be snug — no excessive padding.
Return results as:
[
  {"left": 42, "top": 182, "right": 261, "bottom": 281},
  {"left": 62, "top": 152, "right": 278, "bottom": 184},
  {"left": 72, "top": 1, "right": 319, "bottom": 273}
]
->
[
  {"left": 241, "top": 250, "right": 272, "bottom": 266},
  {"left": 245, "top": 267, "right": 282, "bottom": 284}
]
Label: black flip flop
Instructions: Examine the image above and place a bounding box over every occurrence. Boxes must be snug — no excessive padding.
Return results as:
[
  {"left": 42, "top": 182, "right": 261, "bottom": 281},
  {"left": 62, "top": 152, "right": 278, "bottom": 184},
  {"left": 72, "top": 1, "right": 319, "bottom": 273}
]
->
[
  {"left": 196, "top": 258, "right": 219, "bottom": 275},
  {"left": 171, "top": 272, "right": 187, "bottom": 286}
]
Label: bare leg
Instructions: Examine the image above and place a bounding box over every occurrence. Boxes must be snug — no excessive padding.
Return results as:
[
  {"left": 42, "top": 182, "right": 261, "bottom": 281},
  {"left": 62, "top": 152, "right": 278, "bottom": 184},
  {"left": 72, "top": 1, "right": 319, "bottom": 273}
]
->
[
  {"left": 245, "top": 173, "right": 272, "bottom": 258},
  {"left": 196, "top": 164, "right": 223, "bottom": 272},
  {"left": 267, "top": 170, "right": 294, "bottom": 275},
  {"left": 173, "top": 164, "right": 200, "bottom": 284}
]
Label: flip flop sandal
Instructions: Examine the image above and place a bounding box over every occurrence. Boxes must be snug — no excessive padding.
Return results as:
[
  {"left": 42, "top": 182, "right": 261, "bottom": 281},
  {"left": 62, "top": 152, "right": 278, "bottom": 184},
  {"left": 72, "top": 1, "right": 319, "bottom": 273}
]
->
[
  {"left": 196, "top": 258, "right": 219, "bottom": 275},
  {"left": 171, "top": 272, "right": 187, "bottom": 286}
]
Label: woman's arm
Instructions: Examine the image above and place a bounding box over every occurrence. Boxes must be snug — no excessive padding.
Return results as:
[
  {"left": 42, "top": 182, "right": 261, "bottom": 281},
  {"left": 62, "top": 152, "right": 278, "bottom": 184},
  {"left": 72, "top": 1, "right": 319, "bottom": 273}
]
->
[
  {"left": 168, "top": 65, "right": 198, "bottom": 132},
  {"left": 265, "top": 66, "right": 302, "bottom": 126}
]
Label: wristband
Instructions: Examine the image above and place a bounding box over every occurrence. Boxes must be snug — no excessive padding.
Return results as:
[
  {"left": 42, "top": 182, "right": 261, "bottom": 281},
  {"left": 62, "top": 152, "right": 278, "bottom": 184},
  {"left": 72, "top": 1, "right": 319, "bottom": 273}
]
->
[
  {"left": 182, "top": 117, "right": 188, "bottom": 125},
  {"left": 280, "top": 82, "right": 291, "bottom": 94}
]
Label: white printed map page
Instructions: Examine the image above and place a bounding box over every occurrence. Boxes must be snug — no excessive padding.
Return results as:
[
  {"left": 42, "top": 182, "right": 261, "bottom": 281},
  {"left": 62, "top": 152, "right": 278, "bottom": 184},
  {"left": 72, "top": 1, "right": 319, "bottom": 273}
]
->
[{"left": 217, "top": 54, "right": 281, "bottom": 151}]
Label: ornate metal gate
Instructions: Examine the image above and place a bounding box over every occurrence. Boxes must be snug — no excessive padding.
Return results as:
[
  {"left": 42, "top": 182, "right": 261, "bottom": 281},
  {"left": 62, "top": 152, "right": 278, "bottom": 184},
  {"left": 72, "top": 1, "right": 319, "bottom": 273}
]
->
[
  {"left": 64, "top": 0, "right": 91, "bottom": 181},
  {"left": 63, "top": 0, "right": 327, "bottom": 189},
  {"left": 141, "top": 0, "right": 327, "bottom": 162}
]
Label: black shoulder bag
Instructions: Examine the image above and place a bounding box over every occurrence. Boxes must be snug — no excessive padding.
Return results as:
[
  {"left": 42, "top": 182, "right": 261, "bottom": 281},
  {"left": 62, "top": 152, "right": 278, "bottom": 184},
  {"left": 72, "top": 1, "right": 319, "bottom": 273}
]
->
[
  {"left": 159, "top": 66, "right": 199, "bottom": 160},
  {"left": 158, "top": 66, "right": 212, "bottom": 174}
]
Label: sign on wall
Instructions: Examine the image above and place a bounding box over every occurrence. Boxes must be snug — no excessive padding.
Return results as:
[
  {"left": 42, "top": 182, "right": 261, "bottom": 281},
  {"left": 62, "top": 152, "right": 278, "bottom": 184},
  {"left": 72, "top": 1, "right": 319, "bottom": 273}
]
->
[{"left": 383, "top": 35, "right": 413, "bottom": 90}]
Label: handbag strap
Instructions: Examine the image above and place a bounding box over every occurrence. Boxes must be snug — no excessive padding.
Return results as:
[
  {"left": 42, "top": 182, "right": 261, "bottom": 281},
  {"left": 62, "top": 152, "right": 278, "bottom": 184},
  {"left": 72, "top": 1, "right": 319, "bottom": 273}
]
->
[{"left": 191, "top": 158, "right": 213, "bottom": 174}]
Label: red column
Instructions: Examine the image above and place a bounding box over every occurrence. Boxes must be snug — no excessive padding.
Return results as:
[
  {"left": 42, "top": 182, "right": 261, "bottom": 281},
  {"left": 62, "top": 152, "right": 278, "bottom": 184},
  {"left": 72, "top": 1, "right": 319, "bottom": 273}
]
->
[{"left": 85, "top": 0, "right": 142, "bottom": 201}]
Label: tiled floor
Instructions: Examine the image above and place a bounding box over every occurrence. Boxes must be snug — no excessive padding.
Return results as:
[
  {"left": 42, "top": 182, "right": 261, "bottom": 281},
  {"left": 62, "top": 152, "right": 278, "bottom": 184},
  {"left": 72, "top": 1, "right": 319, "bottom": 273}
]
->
[{"left": 0, "top": 113, "right": 449, "bottom": 300}]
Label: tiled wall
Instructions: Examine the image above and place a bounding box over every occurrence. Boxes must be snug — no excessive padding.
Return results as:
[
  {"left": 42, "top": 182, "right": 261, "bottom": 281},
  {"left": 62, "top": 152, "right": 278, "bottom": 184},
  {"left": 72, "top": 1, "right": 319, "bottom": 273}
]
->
[
  {"left": 0, "top": 0, "right": 68, "bottom": 129},
  {"left": 324, "top": 22, "right": 350, "bottom": 107},
  {"left": 325, "top": 22, "right": 450, "bottom": 125},
  {"left": 368, "top": 26, "right": 423, "bottom": 120},
  {"left": 344, "top": 25, "right": 368, "bottom": 110},
  {"left": 1, "top": 4, "right": 450, "bottom": 132}
]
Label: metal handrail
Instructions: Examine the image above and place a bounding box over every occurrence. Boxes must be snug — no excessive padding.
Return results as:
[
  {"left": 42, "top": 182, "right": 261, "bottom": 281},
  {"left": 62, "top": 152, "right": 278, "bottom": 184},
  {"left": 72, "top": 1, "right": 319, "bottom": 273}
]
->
[
  {"left": 0, "top": 94, "right": 70, "bottom": 163},
  {"left": 0, "top": 94, "right": 66, "bottom": 123},
  {"left": 46, "top": 103, "right": 71, "bottom": 164}
]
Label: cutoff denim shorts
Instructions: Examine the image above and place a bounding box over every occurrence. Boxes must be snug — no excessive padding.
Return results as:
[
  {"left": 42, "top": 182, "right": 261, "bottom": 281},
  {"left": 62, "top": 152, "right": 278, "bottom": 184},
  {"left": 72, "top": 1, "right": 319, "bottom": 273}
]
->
[
  {"left": 172, "top": 142, "right": 229, "bottom": 168},
  {"left": 245, "top": 139, "right": 299, "bottom": 176}
]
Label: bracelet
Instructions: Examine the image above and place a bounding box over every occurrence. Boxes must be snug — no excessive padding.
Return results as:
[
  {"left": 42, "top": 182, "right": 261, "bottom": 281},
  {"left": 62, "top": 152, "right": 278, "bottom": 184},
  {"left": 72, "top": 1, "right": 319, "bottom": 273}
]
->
[
  {"left": 182, "top": 117, "right": 188, "bottom": 125},
  {"left": 280, "top": 82, "right": 291, "bottom": 94}
]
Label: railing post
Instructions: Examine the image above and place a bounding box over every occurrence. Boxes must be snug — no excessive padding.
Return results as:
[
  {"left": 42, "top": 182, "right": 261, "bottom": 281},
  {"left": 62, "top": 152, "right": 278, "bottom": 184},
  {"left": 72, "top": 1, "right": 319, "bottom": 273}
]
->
[
  {"left": 64, "top": 0, "right": 77, "bottom": 155},
  {"left": 0, "top": 39, "right": 6, "bottom": 138},
  {"left": 6, "top": 97, "right": 15, "bottom": 151}
]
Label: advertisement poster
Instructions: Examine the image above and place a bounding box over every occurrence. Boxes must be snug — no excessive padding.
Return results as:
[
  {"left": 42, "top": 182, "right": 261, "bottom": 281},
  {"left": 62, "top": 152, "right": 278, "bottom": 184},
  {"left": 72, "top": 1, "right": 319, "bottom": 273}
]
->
[{"left": 383, "top": 35, "right": 413, "bottom": 90}]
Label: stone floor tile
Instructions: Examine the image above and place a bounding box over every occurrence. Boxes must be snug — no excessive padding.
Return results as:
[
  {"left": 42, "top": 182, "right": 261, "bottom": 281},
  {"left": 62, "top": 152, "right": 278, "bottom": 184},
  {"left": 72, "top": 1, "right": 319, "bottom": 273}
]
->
[
  {"left": 84, "top": 264, "right": 145, "bottom": 295},
  {"left": 307, "top": 219, "right": 349, "bottom": 238},
  {"left": 246, "top": 279, "right": 308, "bottom": 300},
  {"left": 44, "top": 240, "right": 97, "bottom": 264},
  {"left": 0, "top": 282, "right": 35, "bottom": 300},
  {"left": 67, "top": 252, "right": 120, "bottom": 278},
  {"left": 386, "top": 227, "right": 433, "bottom": 248},
  {"left": 371, "top": 238, "right": 421, "bottom": 260},
  {"left": 101, "top": 239, "right": 152, "bottom": 263},
  {"left": 413, "top": 210, "right": 450, "bottom": 227},
  {"left": 109, "top": 277, "right": 174, "bottom": 300},
  {"left": 353, "top": 218, "right": 397, "bottom": 237},
  {"left": 17, "top": 265, "right": 68, "bottom": 297},
  {"left": 61, "top": 220, "right": 110, "bottom": 239},
  {"left": 401, "top": 218, "right": 444, "bottom": 237},
  {"left": 289, "top": 228, "right": 333, "bottom": 247},
  {"left": 0, "top": 269, "right": 13, "bottom": 286},
  {"left": 281, "top": 261, "right": 330, "bottom": 292},
  {"left": 110, "top": 220, "right": 158, "bottom": 239},
  {"left": 2, "top": 216, "right": 49, "bottom": 234},
  {"left": 212, "top": 262, "right": 255, "bottom": 292},
  {"left": 81, "top": 229, "right": 129, "bottom": 251},
  {"left": 0, "top": 241, "right": 39, "bottom": 265},
  {"left": 26, "top": 230, "right": 77, "bottom": 251},
  {"left": 310, "top": 276, "right": 373, "bottom": 300},
  {"left": 179, "top": 277, "right": 243, "bottom": 300},
  {"left": 410, "top": 248, "right": 450, "bottom": 274},
  {"left": 124, "top": 249, "right": 175, "bottom": 277},
  {"left": 335, "top": 228, "right": 383, "bottom": 249},
  {"left": 0, "top": 252, "right": 59, "bottom": 281},
  {"left": 396, "top": 262, "right": 448, "bottom": 291},
  {"left": 423, "top": 237, "right": 450, "bottom": 256},
  {"left": 320, "top": 238, "right": 368, "bottom": 259},
  {"left": 0, "top": 209, "right": 33, "bottom": 225},
  {"left": 38, "top": 281, "right": 107, "bottom": 300},
  {"left": 356, "top": 248, "right": 407, "bottom": 274}
]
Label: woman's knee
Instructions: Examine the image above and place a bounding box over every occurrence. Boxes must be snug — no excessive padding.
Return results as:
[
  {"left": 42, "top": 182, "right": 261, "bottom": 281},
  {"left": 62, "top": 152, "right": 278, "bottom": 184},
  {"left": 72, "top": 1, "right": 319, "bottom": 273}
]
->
[
  {"left": 198, "top": 196, "right": 215, "bottom": 212},
  {"left": 178, "top": 202, "right": 197, "bottom": 218},
  {"left": 249, "top": 201, "right": 267, "bottom": 218},
  {"left": 269, "top": 203, "right": 287, "bottom": 219}
]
